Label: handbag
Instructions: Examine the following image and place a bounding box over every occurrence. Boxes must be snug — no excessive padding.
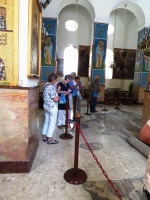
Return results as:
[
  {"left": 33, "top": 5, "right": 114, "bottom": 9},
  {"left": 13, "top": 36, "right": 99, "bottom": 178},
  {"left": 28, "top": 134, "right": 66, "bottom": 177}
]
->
[
  {"left": 59, "top": 93, "right": 66, "bottom": 104},
  {"left": 39, "top": 84, "right": 49, "bottom": 109},
  {"left": 93, "top": 90, "right": 98, "bottom": 98}
]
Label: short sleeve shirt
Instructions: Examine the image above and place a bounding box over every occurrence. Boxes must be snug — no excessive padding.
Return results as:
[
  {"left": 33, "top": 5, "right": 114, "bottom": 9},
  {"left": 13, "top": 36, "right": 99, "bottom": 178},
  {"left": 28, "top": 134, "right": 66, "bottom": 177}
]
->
[
  {"left": 90, "top": 81, "right": 99, "bottom": 95},
  {"left": 43, "top": 83, "right": 58, "bottom": 110}
]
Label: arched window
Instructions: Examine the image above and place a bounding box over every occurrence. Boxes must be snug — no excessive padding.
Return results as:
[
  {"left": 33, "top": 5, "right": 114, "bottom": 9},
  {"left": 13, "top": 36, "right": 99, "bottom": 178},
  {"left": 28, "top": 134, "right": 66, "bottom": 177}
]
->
[
  {"left": 64, "top": 45, "right": 78, "bottom": 75},
  {"left": 105, "top": 49, "right": 113, "bottom": 79}
]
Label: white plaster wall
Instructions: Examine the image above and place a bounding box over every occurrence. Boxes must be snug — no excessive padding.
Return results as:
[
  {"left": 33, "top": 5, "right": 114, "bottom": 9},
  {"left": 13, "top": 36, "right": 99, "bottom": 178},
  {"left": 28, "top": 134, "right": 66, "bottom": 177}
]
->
[
  {"left": 57, "top": 5, "right": 93, "bottom": 58},
  {"left": 105, "top": 9, "right": 138, "bottom": 90}
]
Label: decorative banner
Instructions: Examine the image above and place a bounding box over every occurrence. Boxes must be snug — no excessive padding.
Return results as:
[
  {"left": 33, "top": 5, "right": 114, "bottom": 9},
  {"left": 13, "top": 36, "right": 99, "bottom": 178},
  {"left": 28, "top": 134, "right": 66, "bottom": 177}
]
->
[
  {"left": 41, "top": 34, "right": 55, "bottom": 67},
  {"left": 135, "top": 46, "right": 145, "bottom": 72},
  {"left": 133, "top": 72, "right": 141, "bottom": 86},
  {"left": 93, "top": 39, "right": 107, "bottom": 69},
  {"left": 92, "top": 69, "right": 105, "bottom": 84},
  {"left": 42, "top": 18, "right": 57, "bottom": 36},
  {"left": 78, "top": 45, "right": 90, "bottom": 77},
  {"left": 140, "top": 72, "right": 149, "bottom": 86},
  {"left": 41, "top": 66, "right": 55, "bottom": 82},
  {"left": 113, "top": 48, "right": 136, "bottom": 79},
  {"left": 137, "top": 28, "right": 145, "bottom": 46},
  {"left": 94, "top": 23, "right": 108, "bottom": 39},
  {"left": 41, "top": 18, "right": 57, "bottom": 81}
]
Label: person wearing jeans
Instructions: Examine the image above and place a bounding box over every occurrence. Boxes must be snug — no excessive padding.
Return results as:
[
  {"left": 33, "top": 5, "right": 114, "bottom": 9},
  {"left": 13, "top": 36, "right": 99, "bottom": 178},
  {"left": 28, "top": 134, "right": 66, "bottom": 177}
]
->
[
  {"left": 90, "top": 76, "right": 100, "bottom": 113},
  {"left": 42, "top": 73, "right": 60, "bottom": 145}
]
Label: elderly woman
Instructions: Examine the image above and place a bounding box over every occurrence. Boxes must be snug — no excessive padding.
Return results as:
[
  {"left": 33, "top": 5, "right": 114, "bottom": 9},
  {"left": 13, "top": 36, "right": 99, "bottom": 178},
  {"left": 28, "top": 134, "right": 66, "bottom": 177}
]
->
[{"left": 42, "top": 73, "right": 60, "bottom": 144}]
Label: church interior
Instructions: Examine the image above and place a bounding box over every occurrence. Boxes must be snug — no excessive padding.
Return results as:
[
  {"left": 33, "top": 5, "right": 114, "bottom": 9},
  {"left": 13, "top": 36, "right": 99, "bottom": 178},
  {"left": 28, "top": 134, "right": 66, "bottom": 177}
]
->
[{"left": 0, "top": 0, "right": 150, "bottom": 199}]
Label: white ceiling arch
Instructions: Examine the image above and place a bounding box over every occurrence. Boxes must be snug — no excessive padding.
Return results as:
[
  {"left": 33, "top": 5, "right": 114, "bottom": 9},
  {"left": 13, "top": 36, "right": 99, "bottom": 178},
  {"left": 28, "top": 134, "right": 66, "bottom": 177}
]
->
[
  {"left": 112, "top": 1, "right": 145, "bottom": 30},
  {"left": 57, "top": 0, "right": 95, "bottom": 21}
]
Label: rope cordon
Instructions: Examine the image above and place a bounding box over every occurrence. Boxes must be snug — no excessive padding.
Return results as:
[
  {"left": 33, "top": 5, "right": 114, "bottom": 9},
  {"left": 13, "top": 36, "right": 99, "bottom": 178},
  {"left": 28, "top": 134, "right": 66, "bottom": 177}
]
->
[{"left": 75, "top": 123, "right": 123, "bottom": 200}]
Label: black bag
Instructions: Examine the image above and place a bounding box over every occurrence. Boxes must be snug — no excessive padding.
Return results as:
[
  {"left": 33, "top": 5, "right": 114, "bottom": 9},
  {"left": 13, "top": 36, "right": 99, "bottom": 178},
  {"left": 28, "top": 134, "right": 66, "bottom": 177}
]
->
[
  {"left": 39, "top": 84, "right": 49, "bottom": 109},
  {"left": 39, "top": 92, "right": 44, "bottom": 109}
]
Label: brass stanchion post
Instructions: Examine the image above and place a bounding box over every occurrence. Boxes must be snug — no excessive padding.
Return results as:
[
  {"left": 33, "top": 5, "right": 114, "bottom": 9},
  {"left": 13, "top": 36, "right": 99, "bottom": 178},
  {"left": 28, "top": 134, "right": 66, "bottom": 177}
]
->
[
  {"left": 59, "top": 100, "right": 73, "bottom": 139},
  {"left": 84, "top": 94, "right": 91, "bottom": 115},
  {"left": 102, "top": 91, "right": 108, "bottom": 111},
  {"left": 64, "top": 114, "right": 87, "bottom": 184}
]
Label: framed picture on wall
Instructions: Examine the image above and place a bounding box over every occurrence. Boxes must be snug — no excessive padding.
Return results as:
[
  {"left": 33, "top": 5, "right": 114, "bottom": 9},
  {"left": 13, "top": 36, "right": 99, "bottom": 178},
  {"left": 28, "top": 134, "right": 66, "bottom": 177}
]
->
[
  {"left": 0, "top": 0, "right": 19, "bottom": 86},
  {"left": 113, "top": 48, "right": 136, "bottom": 79},
  {"left": 78, "top": 45, "right": 90, "bottom": 77},
  {"left": 41, "top": 66, "right": 55, "bottom": 82},
  {"left": 27, "top": 0, "right": 42, "bottom": 78}
]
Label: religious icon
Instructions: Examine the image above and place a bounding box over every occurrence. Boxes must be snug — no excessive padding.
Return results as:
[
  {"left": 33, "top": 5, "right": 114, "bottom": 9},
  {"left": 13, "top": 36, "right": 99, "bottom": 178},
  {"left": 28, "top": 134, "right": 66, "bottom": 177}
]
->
[{"left": 95, "top": 41, "right": 105, "bottom": 68}]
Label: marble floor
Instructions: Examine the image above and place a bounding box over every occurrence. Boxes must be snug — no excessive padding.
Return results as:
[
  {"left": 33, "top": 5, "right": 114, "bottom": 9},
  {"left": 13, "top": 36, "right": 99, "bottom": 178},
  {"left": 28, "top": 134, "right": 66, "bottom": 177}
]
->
[{"left": 0, "top": 102, "right": 148, "bottom": 200}]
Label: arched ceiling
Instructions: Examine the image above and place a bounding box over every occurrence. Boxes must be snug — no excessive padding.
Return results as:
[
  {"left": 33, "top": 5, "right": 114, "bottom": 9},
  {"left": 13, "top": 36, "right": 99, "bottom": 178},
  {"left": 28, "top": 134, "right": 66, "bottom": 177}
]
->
[
  {"left": 42, "top": 0, "right": 146, "bottom": 30},
  {"left": 57, "top": 0, "right": 95, "bottom": 21},
  {"left": 112, "top": 2, "right": 145, "bottom": 29}
]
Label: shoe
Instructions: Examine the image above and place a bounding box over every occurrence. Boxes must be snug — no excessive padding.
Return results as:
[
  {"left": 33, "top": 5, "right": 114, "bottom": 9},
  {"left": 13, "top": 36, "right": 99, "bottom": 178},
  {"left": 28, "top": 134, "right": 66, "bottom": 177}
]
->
[
  {"left": 43, "top": 137, "right": 48, "bottom": 142},
  {"left": 61, "top": 125, "right": 66, "bottom": 127},
  {"left": 47, "top": 139, "right": 59, "bottom": 145},
  {"left": 94, "top": 110, "right": 98, "bottom": 112},
  {"left": 58, "top": 125, "right": 63, "bottom": 129},
  {"left": 69, "top": 119, "right": 74, "bottom": 123}
]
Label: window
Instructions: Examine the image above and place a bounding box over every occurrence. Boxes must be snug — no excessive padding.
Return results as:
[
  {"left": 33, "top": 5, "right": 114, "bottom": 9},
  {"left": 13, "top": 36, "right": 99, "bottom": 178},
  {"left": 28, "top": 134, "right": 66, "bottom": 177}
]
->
[
  {"left": 64, "top": 45, "right": 78, "bottom": 75},
  {"left": 65, "top": 20, "right": 78, "bottom": 32}
]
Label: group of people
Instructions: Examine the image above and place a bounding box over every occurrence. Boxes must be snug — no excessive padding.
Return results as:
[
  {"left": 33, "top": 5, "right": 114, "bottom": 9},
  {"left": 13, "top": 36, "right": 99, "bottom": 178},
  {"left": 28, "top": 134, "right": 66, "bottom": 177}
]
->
[{"left": 41, "top": 72, "right": 85, "bottom": 145}]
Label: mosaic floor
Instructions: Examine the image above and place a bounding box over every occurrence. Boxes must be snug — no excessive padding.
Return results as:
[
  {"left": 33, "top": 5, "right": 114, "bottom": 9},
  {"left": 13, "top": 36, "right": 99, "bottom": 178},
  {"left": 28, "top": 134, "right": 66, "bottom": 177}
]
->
[{"left": 0, "top": 102, "right": 147, "bottom": 200}]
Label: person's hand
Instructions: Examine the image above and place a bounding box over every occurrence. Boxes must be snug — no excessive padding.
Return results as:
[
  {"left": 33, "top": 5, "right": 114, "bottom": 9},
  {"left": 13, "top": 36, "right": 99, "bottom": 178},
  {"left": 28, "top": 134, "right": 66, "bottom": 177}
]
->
[
  {"left": 64, "top": 91, "right": 70, "bottom": 95},
  {"left": 54, "top": 96, "right": 60, "bottom": 102}
]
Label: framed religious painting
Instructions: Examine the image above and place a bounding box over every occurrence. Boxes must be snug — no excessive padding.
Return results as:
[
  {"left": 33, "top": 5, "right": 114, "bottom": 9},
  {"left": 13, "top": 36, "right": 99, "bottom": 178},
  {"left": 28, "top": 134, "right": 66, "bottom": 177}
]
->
[
  {"left": 78, "top": 45, "right": 90, "bottom": 77},
  {"left": 0, "top": 0, "right": 19, "bottom": 86},
  {"left": 27, "top": 0, "right": 42, "bottom": 78},
  {"left": 113, "top": 48, "right": 136, "bottom": 79}
]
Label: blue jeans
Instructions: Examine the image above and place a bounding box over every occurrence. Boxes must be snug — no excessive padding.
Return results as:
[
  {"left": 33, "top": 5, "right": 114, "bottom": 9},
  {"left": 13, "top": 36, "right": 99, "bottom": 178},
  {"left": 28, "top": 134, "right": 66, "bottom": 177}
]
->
[
  {"left": 90, "top": 95, "right": 97, "bottom": 112},
  {"left": 42, "top": 105, "right": 58, "bottom": 138}
]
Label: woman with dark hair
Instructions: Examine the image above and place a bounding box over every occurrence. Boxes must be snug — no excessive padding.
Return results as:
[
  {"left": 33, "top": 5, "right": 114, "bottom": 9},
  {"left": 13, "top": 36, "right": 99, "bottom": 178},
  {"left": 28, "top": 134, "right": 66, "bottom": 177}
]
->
[
  {"left": 42, "top": 73, "right": 60, "bottom": 144},
  {"left": 57, "top": 75, "right": 71, "bottom": 129}
]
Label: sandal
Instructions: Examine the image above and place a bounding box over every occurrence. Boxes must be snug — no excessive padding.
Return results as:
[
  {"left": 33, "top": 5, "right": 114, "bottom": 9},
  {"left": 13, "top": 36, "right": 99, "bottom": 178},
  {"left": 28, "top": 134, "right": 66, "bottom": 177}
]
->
[
  {"left": 47, "top": 139, "right": 59, "bottom": 145},
  {"left": 43, "top": 137, "right": 48, "bottom": 142}
]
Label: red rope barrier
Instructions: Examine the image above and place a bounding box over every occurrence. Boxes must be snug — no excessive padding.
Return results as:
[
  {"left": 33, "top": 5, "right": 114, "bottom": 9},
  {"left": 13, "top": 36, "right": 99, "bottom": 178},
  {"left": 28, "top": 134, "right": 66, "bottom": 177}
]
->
[{"left": 75, "top": 123, "right": 123, "bottom": 200}]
